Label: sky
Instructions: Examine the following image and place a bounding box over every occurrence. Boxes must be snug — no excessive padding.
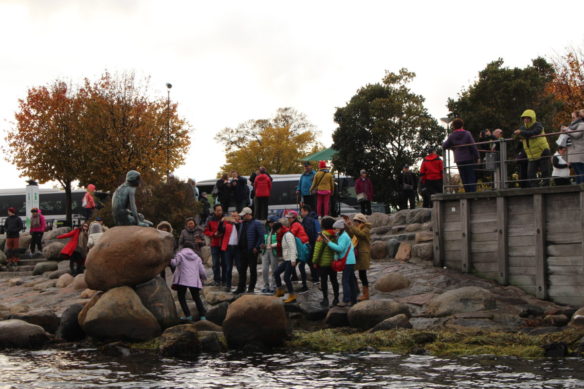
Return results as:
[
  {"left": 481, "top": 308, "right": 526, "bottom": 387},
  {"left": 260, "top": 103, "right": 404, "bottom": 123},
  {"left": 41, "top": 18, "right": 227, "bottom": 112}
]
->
[{"left": 0, "top": 0, "right": 582, "bottom": 190}]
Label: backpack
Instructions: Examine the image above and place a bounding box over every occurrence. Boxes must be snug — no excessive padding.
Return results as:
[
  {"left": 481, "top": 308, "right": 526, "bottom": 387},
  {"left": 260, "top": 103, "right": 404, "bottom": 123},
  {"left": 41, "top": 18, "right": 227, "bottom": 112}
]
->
[{"left": 295, "top": 237, "right": 310, "bottom": 262}]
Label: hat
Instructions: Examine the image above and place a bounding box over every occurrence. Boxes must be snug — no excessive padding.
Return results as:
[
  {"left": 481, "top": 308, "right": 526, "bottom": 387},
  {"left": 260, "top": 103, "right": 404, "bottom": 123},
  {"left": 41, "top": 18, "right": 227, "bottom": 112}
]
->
[
  {"left": 239, "top": 207, "right": 253, "bottom": 217},
  {"left": 7, "top": 207, "right": 16, "bottom": 214},
  {"left": 286, "top": 211, "right": 298, "bottom": 219},
  {"left": 87, "top": 184, "right": 96, "bottom": 191},
  {"left": 352, "top": 213, "right": 368, "bottom": 223},
  {"left": 319, "top": 161, "right": 327, "bottom": 169},
  {"left": 303, "top": 161, "right": 311, "bottom": 167},
  {"left": 360, "top": 169, "right": 366, "bottom": 174},
  {"left": 332, "top": 219, "right": 345, "bottom": 229},
  {"left": 267, "top": 215, "right": 279, "bottom": 223}
]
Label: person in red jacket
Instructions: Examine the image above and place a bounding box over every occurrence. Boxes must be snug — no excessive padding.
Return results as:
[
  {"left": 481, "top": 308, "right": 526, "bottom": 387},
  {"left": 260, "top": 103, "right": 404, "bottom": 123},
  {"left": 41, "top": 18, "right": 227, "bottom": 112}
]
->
[
  {"left": 203, "top": 204, "right": 225, "bottom": 287},
  {"left": 253, "top": 167, "right": 272, "bottom": 221},
  {"left": 420, "top": 148, "right": 444, "bottom": 208},
  {"left": 57, "top": 222, "right": 89, "bottom": 275},
  {"left": 218, "top": 213, "right": 240, "bottom": 292},
  {"left": 82, "top": 184, "right": 96, "bottom": 221}
]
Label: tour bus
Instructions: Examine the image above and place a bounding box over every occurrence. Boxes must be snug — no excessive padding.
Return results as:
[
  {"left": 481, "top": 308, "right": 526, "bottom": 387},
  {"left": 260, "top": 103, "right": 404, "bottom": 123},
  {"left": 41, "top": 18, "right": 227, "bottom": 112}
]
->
[{"left": 196, "top": 174, "right": 384, "bottom": 217}]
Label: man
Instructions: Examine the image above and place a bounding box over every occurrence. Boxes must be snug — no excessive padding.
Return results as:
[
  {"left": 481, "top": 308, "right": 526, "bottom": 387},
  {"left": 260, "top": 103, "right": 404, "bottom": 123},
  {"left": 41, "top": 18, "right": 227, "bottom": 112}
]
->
[
  {"left": 354, "top": 169, "right": 374, "bottom": 215},
  {"left": 398, "top": 166, "right": 418, "bottom": 210},
  {"left": 300, "top": 204, "right": 320, "bottom": 284},
  {"left": 296, "top": 162, "right": 316, "bottom": 210},
  {"left": 4, "top": 207, "right": 23, "bottom": 265},
  {"left": 420, "top": 148, "right": 444, "bottom": 208},
  {"left": 513, "top": 109, "right": 551, "bottom": 187},
  {"left": 234, "top": 207, "right": 265, "bottom": 294},
  {"left": 286, "top": 210, "right": 309, "bottom": 291},
  {"left": 229, "top": 171, "right": 249, "bottom": 212},
  {"left": 219, "top": 211, "right": 241, "bottom": 292},
  {"left": 204, "top": 204, "right": 225, "bottom": 287}
]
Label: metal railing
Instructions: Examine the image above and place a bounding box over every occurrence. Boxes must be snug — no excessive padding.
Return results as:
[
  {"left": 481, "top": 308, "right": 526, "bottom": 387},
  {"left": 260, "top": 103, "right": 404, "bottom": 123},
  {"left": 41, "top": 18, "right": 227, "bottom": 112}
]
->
[{"left": 442, "top": 128, "right": 584, "bottom": 193}]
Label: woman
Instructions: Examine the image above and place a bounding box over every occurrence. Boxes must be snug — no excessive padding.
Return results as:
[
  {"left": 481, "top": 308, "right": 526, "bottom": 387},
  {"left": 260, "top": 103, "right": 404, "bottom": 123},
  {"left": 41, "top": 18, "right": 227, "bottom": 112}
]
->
[
  {"left": 253, "top": 167, "right": 272, "bottom": 220},
  {"left": 178, "top": 217, "right": 206, "bottom": 257},
  {"left": 324, "top": 219, "right": 357, "bottom": 306},
  {"left": 309, "top": 161, "right": 334, "bottom": 217},
  {"left": 87, "top": 221, "right": 105, "bottom": 250},
  {"left": 345, "top": 213, "right": 371, "bottom": 301},
  {"left": 82, "top": 184, "right": 96, "bottom": 221},
  {"left": 29, "top": 208, "right": 46, "bottom": 255},
  {"left": 273, "top": 222, "right": 298, "bottom": 303},
  {"left": 443, "top": 118, "right": 479, "bottom": 192},
  {"left": 57, "top": 223, "right": 89, "bottom": 276},
  {"left": 564, "top": 109, "right": 584, "bottom": 184},
  {"left": 312, "top": 216, "right": 339, "bottom": 307}
]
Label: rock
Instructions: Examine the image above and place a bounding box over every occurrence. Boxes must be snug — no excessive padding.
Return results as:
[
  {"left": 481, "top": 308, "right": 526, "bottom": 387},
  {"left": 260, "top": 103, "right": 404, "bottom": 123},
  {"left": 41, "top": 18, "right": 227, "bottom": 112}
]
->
[
  {"left": 410, "top": 317, "right": 446, "bottom": 330},
  {"left": 405, "top": 223, "right": 422, "bottom": 232},
  {"left": 79, "top": 286, "right": 161, "bottom": 341},
  {"left": 192, "top": 320, "right": 222, "bottom": 332},
  {"left": 415, "top": 231, "right": 434, "bottom": 244},
  {"left": 203, "top": 287, "right": 237, "bottom": 305},
  {"left": 56, "top": 273, "right": 74, "bottom": 288},
  {"left": 48, "top": 270, "right": 69, "bottom": 279},
  {"left": 71, "top": 274, "right": 88, "bottom": 290},
  {"left": 18, "top": 233, "right": 32, "bottom": 250},
  {"left": 84, "top": 226, "right": 174, "bottom": 291},
  {"left": 9, "top": 309, "right": 60, "bottom": 333},
  {"left": 100, "top": 341, "right": 131, "bottom": 357},
  {"left": 369, "top": 314, "right": 412, "bottom": 332},
  {"left": 198, "top": 331, "right": 224, "bottom": 353},
  {"left": 8, "top": 278, "right": 23, "bottom": 287},
  {"left": 368, "top": 213, "right": 391, "bottom": 228},
  {"left": 542, "top": 342, "right": 568, "bottom": 358},
  {"left": 159, "top": 324, "right": 201, "bottom": 358},
  {"left": 519, "top": 305, "right": 545, "bottom": 318},
  {"left": 425, "top": 286, "right": 496, "bottom": 317},
  {"left": 392, "top": 211, "right": 407, "bottom": 226},
  {"left": 42, "top": 227, "right": 71, "bottom": 242},
  {"left": 42, "top": 242, "right": 65, "bottom": 261},
  {"left": 370, "top": 241, "right": 388, "bottom": 260},
  {"left": 374, "top": 273, "right": 410, "bottom": 292},
  {"left": 223, "top": 295, "right": 288, "bottom": 349},
  {"left": 412, "top": 243, "right": 433, "bottom": 261},
  {"left": 80, "top": 289, "right": 98, "bottom": 299},
  {"left": 206, "top": 302, "right": 229, "bottom": 326},
  {"left": 298, "top": 300, "right": 329, "bottom": 321},
  {"left": 347, "top": 299, "right": 410, "bottom": 330},
  {"left": 56, "top": 303, "right": 85, "bottom": 341},
  {"left": 200, "top": 246, "right": 212, "bottom": 266},
  {"left": 32, "top": 279, "right": 56, "bottom": 291},
  {"left": 33, "top": 261, "right": 58, "bottom": 276},
  {"left": 395, "top": 242, "right": 412, "bottom": 261},
  {"left": 407, "top": 208, "right": 432, "bottom": 224},
  {"left": 9, "top": 305, "right": 30, "bottom": 315},
  {"left": 371, "top": 226, "right": 392, "bottom": 236},
  {"left": 0, "top": 319, "right": 49, "bottom": 349},
  {"left": 569, "top": 307, "right": 584, "bottom": 327},
  {"left": 135, "top": 276, "right": 179, "bottom": 330},
  {"left": 386, "top": 239, "right": 401, "bottom": 258},
  {"left": 543, "top": 314, "right": 569, "bottom": 327}
]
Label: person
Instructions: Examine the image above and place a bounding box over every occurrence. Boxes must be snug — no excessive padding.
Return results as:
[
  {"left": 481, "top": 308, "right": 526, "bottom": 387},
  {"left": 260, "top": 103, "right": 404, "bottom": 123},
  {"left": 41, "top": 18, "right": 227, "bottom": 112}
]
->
[
  {"left": 253, "top": 167, "right": 272, "bottom": 220},
  {"left": 188, "top": 178, "right": 200, "bottom": 200},
  {"left": 286, "top": 210, "right": 310, "bottom": 292},
  {"left": 156, "top": 220, "right": 174, "bottom": 279},
  {"left": 563, "top": 109, "right": 584, "bottom": 184},
  {"left": 87, "top": 221, "right": 105, "bottom": 250},
  {"left": 234, "top": 207, "right": 265, "bottom": 294},
  {"left": 443, "top": 118, "right": 479, "bottom": 192},
  {"left": 324, "top": 219, "right": 357, "bottom": 306},
  {"left": 204, "top": 205, "right": 225, "bottom": 287},
  {"left": 29, "top": 208, "right": 46, "bottom": 255},
  {"left": 219, "top": 212, "right": 240, "bottom": 292},
  {"left": 230, "top": 171, "right": 249, "bottom": 213},
  {"left": 261, "top": 215, "right": 279, "bottom": 294},
  {"left": 82, "top": 184, "right": 96, "bottom": 221},
  {"left": 345, "top": 213, "right": 371, "bottom": 301},
  {"left": 216, "top": 174, "right": 231, "bottom": 214},
  {"left": 419, "top": 149, "right": 444, "bottom": 208},
  {"left": 296, "top": 162, "right": 316, "bottom": 210},
  {"left": 310, "top": 161, "right": 334, "bottom": 217},
  {"left": 515, "top": 142, "right": 530, "bottom": 188},
  {"left": 300, "top": 204, "right": 320, "bottom": 284},
  {"left": 312, "top": 217, "right": 339, "bottom": 307},
  {"left": 354, "top": 169, "right": 374, "bottom": 215},
  {"left": 170, "top": 241, "right": 207, "bottom": 321},
  {"left": 272, "top": 222, "right": 298, "bottom": 303},
  {"left": 492, "top": 129, "right": 504, "bottom": 149},
  {"left": 199, "top": 192, "right": 211, "bottom": 226},
  {"left": 57, "top": 223, "right": 89, "bottom": 276},
  {"left": 94, "top": 217, "right": 109, "bottom": 232},
  {"left": 178, "top": 217, "right": 206, "bottom": 257},
  {"left": 398, "top": 166, "right": 417, "bottom": 210},
  {"left": 477, "top": 129, "right": 496, "bottom": 155},
  {"left": 552, "top": 146, "right": 571, "bottom": 186},
  {"left": 513, "top": 109, "right": 551, "bottom": 187},
  {"left": 4, "top": 207, "right": 23, "bottom": 265}
]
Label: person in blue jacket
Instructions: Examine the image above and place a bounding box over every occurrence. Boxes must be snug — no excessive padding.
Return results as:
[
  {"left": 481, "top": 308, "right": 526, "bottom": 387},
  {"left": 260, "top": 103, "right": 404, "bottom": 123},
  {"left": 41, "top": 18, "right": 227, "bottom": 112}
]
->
[
  {"left": 296, "top": 162, "right": 316, "bottom": 210},
  {"left": 325, "top": 219, "right": 357, "bottom": 306}
]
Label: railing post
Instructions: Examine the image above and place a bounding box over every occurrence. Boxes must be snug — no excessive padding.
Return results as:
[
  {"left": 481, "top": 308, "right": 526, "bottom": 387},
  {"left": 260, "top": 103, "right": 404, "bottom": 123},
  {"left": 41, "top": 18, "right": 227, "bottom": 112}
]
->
[
  {"left": 460, "top": 198, "right": 471, "bottom": 273},
  {"left": 534, "top": 194, "right": 547, "bottom": 300},
  {"left": 499, "top": 140, "right": 508, "bottom": 189}
]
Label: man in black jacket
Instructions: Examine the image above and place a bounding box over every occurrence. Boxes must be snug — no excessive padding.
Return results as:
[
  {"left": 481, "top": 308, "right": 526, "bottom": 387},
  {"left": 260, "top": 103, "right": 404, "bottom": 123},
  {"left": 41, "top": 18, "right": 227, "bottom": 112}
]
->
[
  {"left": 229, "top": 171, "right": 249, "bottom": 213},
  {"left": 398, "top": 166, "right": 418, "bottom": 210},
  {"left": 4, "top": 207, "right": 23, "bottom": 265}
]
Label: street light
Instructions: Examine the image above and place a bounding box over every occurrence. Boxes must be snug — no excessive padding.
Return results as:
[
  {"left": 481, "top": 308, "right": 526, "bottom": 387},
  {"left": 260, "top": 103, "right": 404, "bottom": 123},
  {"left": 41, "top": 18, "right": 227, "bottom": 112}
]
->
[{"left": 166, "top": 83, "right": 172, "bottom": 180}]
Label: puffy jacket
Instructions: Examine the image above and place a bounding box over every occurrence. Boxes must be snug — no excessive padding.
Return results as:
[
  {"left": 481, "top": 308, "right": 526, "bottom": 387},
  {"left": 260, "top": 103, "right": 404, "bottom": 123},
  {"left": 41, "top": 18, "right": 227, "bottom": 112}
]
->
[
  {"left": 312, "top": 229, "right": 336, "bottom": 267},
  {"left": 296, "top": 170, "right": 316, "bottom": 196},
  {"left": 238, "top": 219, "right": 265, "bottom": 251},
  {"left": 310, "top": 170, "right": 334, "bottom": 193},
  {"left": 289, "top": 220, "right": 309, "bottom": 244},
  {"left": 253, "top": 173, "right": 272, "bottom": 197},
  {"left": 301, "top": 212, "right": 319, "bottom": 245},
  {"left": 178, "top": 226, "right": 206, "bottom": 255},
  {"left": 354, "top": 177, "right": 374, "bottom": 200},
  {"left": 443, "top": 129, "right": 479, "bottom": 163},
  {"left": 516, "top": 110, "right": 550, "bottom": 161},
  {"left": 420, "top": 153, "right": 444, "bottom": 183},
  {"left": 4, "top": 215, "right": 23, "bottom": 238},
  {"left": 204, "top": 216, "right": 223, "bottom": 247},
  {"left": 220, "top": 221, "right": 239, "bottom": 251},
  {"left": 327, "top": 231, "right": 356, "bottom": 265},
  {"left": 281, "top": 231, "right": 297, "bottom": 262},
  {"left": 29, "top": 211, "right": 46, "bottom": 233},
  {"left": 171, "top": 248, "right": 207, "bottom": 288}
]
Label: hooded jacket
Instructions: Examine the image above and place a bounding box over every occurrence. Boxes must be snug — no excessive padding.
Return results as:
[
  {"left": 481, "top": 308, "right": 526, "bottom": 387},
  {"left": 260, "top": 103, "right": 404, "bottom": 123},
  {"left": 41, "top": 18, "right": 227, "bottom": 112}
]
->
[
  {"left": 170, "top": 248, "right": 207, "bottom": 288},
  {"left": 29, "top": 210, "right": 46, "bottom": 233},
  {"left": 327, "top": 230, "right": 356, "bottom": 266},
  {"left": 289, "top": 219, "right": 309, "bottom": 244},
  {"left": 301, "top": 211, "right": 320, "bottom": 245},
  {"left": 354, "top": 177, "right": 374, "bottom": 200},
  {"left": 420, "top": 153, "right": 444, "bottom": 183},
  {"left": 312, "top": 229, "right": 336, "bottom": 267},
  {"left": 204, "top": 215, "right": 223, "bottom": 247},
  {"left": 346, "top": 223, "right": 371, "bottom": 270},
  {"left": 296, "top": 170, "right": 316, "bottom": 196},
  {"left": 281, "top": 230, "right": 297, "bottom": 262},
  {"left": 443, "top": 129, "right": 479, "bottom": 163},
  {"left": 566, "top": 118, "right": 584, "bottom": 164},
  {"left": 516, "top": 109, "right": 550, "bottom": 160},
  {"left": 253, "top": 173, "right": 272, "bottom": 198},
  {"left": 310, "top": 169, "right": 334, "bottom": 193}
]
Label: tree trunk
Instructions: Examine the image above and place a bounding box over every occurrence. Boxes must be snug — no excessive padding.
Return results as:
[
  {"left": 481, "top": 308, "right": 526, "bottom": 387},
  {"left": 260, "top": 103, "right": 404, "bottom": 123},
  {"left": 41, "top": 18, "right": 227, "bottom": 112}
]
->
[{"left": 65, "top": 180, "right": 73, "bottom": 227}]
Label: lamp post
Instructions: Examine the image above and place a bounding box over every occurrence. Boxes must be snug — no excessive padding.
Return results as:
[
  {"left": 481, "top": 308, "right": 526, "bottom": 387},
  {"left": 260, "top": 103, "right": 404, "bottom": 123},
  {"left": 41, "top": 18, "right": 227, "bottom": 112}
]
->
[
  {"left": 166, "top": 83, "right": 172, "bottom": 181},
  {"left": 440, "top": 117, "right": 452, "bottom": 193}
]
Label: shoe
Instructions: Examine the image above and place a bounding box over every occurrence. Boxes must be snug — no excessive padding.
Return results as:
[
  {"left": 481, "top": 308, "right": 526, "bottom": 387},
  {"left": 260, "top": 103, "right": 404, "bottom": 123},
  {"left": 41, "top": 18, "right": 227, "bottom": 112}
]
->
[
  {"left": 284, "top": 294, "right": 297, "bottom": 303},
  {"left": 225, "top": 286, "right": 232, "bottom": 292},
  {"left": 232, "top": 289, "right": 245, "bottom": 295},
  {"left": 199, "top": 316, "right": 207, "bottom": 321},
  {"left": 358, "top": 286, "right": 369, "bottom": 301},
  {"left": 247, "top": 289, "right": 255, "bottom": 294},
  {"left": 337, "top": 301, "right": 347, "bottom": 307},
  {"left": 180, "top": 316, "right": 193, "bottom": 321},
  {"left": 261, "top": 288, "right": 270, "bottom": 294},
  {"left": 331, "top": 298, "right": 339, "bottom": 307},
  {"left": 320, "top": 298, "right": 329, "bottom": 307},
  {"left": 274, "top": 288, "right": 285, "bottom": 297}
]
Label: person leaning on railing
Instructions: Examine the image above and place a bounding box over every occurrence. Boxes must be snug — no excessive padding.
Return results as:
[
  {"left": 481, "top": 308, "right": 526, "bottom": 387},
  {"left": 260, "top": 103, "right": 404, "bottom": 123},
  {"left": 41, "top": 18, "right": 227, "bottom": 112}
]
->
[
  {"left": 442, "top": 118, "right": 479, "bottom": 193},
  {"left": 513, "top": 109, "right": 551, "bottom": 187},
  {"left": 562, "top": 109, "right": 584, "bottom": 184}
]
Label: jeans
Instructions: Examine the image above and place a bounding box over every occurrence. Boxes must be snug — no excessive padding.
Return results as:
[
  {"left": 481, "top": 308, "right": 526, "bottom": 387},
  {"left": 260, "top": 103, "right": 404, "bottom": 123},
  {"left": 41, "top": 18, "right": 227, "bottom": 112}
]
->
[
  {"left": 211, "top": 246, "right": 225, "bottom": 284},
  {"left": 527, "top": 151, "right": 551, "bottom": 187},
  {"left": 342, "top": 264, "right": 358, "bottom": 304},
  {"left": 274, "top": 261, "right": 294, "bottom": 294},
  {"left": 30, "top": 232, "right": 43, "bottom": 253},
  {"left": 317, "top": 192, "right": 331, "bottom": 217},
  {"left": 223, "top": 245, "right": 238, "bottom": 288},
  {"left": 82, "top": 207, "right": 94, "bottom": 221},
  {"left": 360, "top": 200, "right": 372, "bottom": 215},
  {"left": 571, "top": 162, "right": 584, "bottom": 184},
  {"left": 297, "top": 261, "right": 308, "bottom": 287},
  {"left": 176, "top": 286, "right": 206, "bottom": 317},
  {"left": 254, "top": 196, "right": 269, "bottom": 220},
  {"left": 319, "top": 266, "right": 339, "bottom": 300},
  {"left": 262, "top": 249, "right": 278, "bottom": 289},
  {"left": 457, "top": 160, "right": 477, "bottom": 192},
  {"left": 237, "top": 249, "right": 258, "bottom": 292}
]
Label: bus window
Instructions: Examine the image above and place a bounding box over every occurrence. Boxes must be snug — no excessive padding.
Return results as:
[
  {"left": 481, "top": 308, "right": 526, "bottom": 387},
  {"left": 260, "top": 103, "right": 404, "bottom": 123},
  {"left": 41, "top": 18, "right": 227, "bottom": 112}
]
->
[{"left": 269, "top": 181, "right": 298, "bottom": 206}]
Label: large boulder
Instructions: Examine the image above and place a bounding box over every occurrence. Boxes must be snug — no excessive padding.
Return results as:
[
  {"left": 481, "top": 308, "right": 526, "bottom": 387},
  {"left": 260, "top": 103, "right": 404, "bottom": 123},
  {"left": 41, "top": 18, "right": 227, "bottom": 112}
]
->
[
  {"left": 203, "top": 287, "right": 237, "bottom": 305},
  {"left": 56, "top": 273, "right": 74, "bottom": 288},
  {"left": 198, "top": 331, "right": 224, "bottom": 353},
  {"left": 84, "top": 226, "right": 174, "bottom": 291},
  {"left": 369, "top": 314, "right": 412, "bottom": 332},
  {"left": 386, "top": 239, "right": 401, "bottom": 258},
  {"left": 159, "top": 324, "right": 201, "bottom": 358},
  {"left": 135, "top": 276, "right": 178, "bottom": 329},
  {"left": 412, "top": 242, "right": 433, "bottom": 261},
  {"left": 79, "top": 286, "right": 161, "bottom": 341},
  {"left": 0, "top": 319, "right": 50, "bottom": 348},
  {"left": 206, "top": 302, "right": 229, "bottom": 326},
  {"left": 407, "top": 208, "right": 432, "bottom": 224},
  {"left": 9, "top": 309, "right": 60, "bottom": 333},
  {"left": 18, "top": 233, "right": 32, "bottom": 250},
  {"left": 223, "top": 295, "right": 288, "bottom": 349},
  {"left": 375, "top": 273, "right": 411, "bottom": 293},
  {"left": 370, "top": 241, "right": 388, "bottom": 260},
  {"left": 425, "top": 287, "right": 496, "bottom": 317},
  {"left": 33, "top": 261, "right": 58, "bottom": 276},
  {"left": 415, "top": 231, "right": 434, "bottom": 244},
  {"left": 368, "top": 213, "right": 391, "bottom": 228},
  {"left": 325, "top": 306, "right": 350, "bottom": 328},
  {"left": 70, "top": 274, "right": 88, "bottom": 291},
  {"left": 42, "top": 242, "right": 65, "bottom": 261},
  {"left": 569, "top": 307, "right": 584, "bottom": 327},
  {"left": 56, "top": 304, "right": 85, "bottom": 341},
  {"left": 0, "top": 250, "right": 7, "bottom": 265},
  {"left": 347, "top": 299, "right": 410, "bottom": 330}
]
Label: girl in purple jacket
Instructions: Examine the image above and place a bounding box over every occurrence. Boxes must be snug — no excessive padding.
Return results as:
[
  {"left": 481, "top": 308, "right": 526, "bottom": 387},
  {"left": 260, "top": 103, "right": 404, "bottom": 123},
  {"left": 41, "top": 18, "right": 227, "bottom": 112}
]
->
[{"left": 171, "top": 241, "right": 208, "bottom": 321}]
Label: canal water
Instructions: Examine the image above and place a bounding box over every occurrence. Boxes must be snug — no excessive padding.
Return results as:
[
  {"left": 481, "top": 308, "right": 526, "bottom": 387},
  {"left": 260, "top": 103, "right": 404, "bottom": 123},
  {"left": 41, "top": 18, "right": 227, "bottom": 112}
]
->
[{"left": 0, "top": 348, "right": 582, "bottom": 388}]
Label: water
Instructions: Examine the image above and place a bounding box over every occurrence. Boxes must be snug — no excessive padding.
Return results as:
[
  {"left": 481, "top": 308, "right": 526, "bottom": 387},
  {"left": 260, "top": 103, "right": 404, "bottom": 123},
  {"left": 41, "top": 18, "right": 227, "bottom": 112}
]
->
[{"left": 0, "top": 348, "right": 583, "bottom": 388}]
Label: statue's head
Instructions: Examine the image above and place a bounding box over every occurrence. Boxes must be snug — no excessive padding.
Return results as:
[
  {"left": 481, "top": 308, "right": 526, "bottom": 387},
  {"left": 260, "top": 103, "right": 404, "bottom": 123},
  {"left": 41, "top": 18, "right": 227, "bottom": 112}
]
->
[{"left": 126, "top": 170, "right": 141, "bottom": 186}]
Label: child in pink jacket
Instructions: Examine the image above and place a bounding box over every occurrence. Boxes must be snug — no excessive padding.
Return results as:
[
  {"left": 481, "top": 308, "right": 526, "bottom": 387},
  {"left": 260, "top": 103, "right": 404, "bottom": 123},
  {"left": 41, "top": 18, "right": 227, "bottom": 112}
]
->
[{"left": 171, "top": 241, "right": 208, "bottom": 321}]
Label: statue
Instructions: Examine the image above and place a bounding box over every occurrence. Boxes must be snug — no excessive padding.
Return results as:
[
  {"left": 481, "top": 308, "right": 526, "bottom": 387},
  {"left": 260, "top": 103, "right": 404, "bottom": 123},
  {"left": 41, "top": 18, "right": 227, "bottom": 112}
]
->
[{"left": 112, "top": 170, "right": 153, "bottom": 227}]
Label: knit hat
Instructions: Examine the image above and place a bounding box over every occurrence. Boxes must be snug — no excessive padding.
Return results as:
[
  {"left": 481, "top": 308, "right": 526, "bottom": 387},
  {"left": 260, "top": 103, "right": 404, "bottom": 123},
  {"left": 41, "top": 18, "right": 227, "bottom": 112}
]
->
[
  {"left": 332, "top": 219, "right": 345, "bottom": 229},
  {"left": 7, "top": 207, "right": 16, "bottom": 214},
  {"left": 319, "top": 161, "right": 327, "bottom": 169},
  {"left": 352, "top": 213, "right": 368, "bottom": 223},
  {"left": 87, "top": 184, "right": 96, "bottom": 191}
]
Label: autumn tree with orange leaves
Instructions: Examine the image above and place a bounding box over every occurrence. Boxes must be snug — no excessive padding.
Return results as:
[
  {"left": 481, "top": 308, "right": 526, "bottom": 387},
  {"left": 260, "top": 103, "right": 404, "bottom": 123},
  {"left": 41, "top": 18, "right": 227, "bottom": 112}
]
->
[{"left": 546, "top": 47, "right": 584, "bottom": 127}]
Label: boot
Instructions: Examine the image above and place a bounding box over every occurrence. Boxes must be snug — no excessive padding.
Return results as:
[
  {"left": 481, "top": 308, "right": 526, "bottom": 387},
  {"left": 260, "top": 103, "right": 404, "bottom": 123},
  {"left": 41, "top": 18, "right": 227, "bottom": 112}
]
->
[
  {"left": 274, "top": 288, "right": 285, "bottom": 297},
  {"left": 331, "top": 297, "right": 339, "bottom": 307},
  {"left": 284, "top": 294, "right": 297, "bottom": 303},
  {"left": 358, "top": 286, "right": 369, "bottom": 301},
  {"left": 320, "top": 297, "right": 329, "bottom": 307}
]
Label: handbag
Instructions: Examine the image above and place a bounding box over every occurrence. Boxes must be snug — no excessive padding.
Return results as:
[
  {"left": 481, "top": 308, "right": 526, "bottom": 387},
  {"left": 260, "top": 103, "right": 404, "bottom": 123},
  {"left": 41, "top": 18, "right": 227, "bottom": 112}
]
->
[
  {"left": 331, "top": 244, "right": 352, "bottom": 272},
  {"left": 356, "top": 192, "right": 367, "bottom": 202}
]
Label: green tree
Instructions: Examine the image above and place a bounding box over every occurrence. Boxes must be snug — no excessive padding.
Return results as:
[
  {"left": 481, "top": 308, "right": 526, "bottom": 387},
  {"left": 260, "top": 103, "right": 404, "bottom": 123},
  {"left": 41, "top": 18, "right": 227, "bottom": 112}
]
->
[
  {"left": 447, "top": 58, "right": 562, "bottom": 138},
  {"left": 332, "top": 69, "right": 446, "bottom": 209}
]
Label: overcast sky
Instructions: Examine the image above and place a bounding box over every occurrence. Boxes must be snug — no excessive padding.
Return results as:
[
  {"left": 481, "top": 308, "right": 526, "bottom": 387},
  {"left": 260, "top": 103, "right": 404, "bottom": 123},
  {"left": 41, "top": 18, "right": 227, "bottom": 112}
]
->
[{"left": 0, "top": 0, "right": 582, "bottom": 190}]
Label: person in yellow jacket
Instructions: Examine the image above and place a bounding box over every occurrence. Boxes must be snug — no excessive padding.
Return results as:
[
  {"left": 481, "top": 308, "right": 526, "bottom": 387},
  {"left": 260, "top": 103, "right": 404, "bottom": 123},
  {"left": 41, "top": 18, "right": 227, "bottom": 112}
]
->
[
  {"left": 309, "top": 161, "right": 335, "bottom": 217},
  {"left": 513, "top": 109, "right": 551, "bottom": 187}
]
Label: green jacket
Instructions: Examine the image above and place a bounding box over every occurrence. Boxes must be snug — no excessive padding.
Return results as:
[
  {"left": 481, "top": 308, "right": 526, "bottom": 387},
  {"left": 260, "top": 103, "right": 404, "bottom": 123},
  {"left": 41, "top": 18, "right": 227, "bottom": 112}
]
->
[
  {"left": 517, "top": 109, "right": 550, "bottom": 160},
  {"left": 312, "top": 230, "right": 336, "bottom": 267},
  {"left": 263, "top": 232, "right": 277, "bottom": 256}
]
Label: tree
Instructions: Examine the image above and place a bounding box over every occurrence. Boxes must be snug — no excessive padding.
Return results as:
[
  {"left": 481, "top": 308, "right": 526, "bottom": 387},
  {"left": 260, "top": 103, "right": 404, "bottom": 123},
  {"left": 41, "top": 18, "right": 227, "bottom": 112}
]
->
[
  {"left": 215, "top": 107, "right": 320, "bottom": 175},
  {"left": 332, "top": 69, "right": 446, "bottom": 209},
  {"left": 447, "top": 58, "right": 562, "bottom": 138},
  {"left": 546, "top": 47, "right": 584, "bottom": 127}
]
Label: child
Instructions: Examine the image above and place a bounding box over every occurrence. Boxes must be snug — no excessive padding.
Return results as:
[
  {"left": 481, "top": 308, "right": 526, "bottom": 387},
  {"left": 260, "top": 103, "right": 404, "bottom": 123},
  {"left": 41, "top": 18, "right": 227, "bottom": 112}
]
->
[
  {"left": 552, "top": 146, "right": 571, "bottom": 186},
  {"left": 273, "top": 222, "right": 298, "bottom": 303},
  {"left": 57, "top": 223, "right": 89, "bottom": 276},
  {"left": 261, "top": 215, "right": 279, "bottom": 294},
  {"left": 312, "top": 216, "right": 339, "bottom": 307},
  {"left": 171, "top": 241, "right": 207, "bottom": 321}
]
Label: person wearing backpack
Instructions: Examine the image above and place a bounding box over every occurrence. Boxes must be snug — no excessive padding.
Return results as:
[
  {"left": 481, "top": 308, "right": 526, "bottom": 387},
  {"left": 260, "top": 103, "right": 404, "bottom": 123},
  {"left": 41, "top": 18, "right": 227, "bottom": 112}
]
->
[
  {"left": 312, "top": 217, "right": 339, "bottom": 307},
  {"left": 323, "top": 219, "right": 357, "bottom": 306},
  {"left": 300, "top": 204, "right": 320, "bottom": 284},
  {"left": 286, "top": 211, "right": 310, "bottom": 292},
  {"left": 272, "top": 222, "right": 298, "bottom": 303}
]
